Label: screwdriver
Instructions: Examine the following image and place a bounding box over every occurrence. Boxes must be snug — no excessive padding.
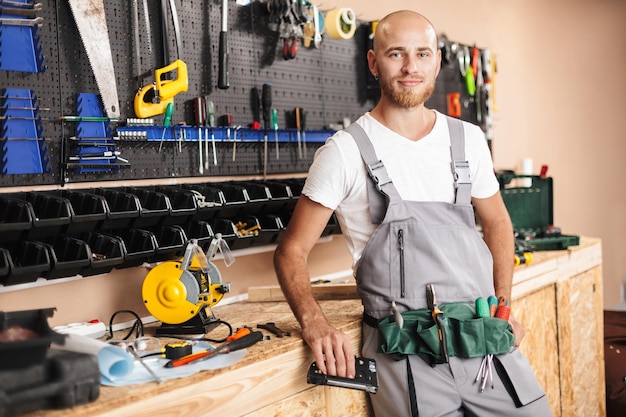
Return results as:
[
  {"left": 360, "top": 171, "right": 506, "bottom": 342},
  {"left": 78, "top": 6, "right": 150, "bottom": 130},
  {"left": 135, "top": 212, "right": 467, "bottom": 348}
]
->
[
  {"left": 262, "top": 83, "right": 272, "bottom": 177},
  {"left": 205, "top": 98, "right": 216, "bottom": 166},
  {"left": 158, "top": 102, "right": 174, "bottom": 153},
  {"left": 271, "top": 108, "right": 279, "bottom": 159},
  {"left": 295, "top": 107, "right": 302, "bottom": 159},
  {"left": 164, "top": 330, "right": 263, "bottom": 368}
]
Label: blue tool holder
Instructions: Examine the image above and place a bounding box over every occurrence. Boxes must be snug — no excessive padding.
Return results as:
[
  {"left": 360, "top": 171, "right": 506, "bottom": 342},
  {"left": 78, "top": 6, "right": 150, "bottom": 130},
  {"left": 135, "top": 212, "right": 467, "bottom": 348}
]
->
[
  {"left": 0, "top": 88, "right": 49, "bottom": 174},
  {"left": 0, "top": 8, "right": 46, "bottom": 73},
  {"left": 69, "top": 93, "right": 120, "bottom": 174}
]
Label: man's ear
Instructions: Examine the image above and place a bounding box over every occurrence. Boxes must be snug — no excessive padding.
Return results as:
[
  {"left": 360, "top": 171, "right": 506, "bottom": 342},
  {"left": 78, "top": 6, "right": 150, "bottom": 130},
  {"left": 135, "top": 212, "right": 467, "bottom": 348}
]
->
[
  {"left": 367, "top": 49, "right": 377, "bottom": 78},
  {"left": 435, "top": 49, "right": 442, "bottom": 78}
]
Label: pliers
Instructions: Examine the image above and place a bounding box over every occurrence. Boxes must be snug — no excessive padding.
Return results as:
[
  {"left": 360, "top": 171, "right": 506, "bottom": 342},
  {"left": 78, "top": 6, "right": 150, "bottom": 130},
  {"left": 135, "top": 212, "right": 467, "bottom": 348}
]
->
[{"left": 426, "top": 284, "right": 449, "bottom": 363}]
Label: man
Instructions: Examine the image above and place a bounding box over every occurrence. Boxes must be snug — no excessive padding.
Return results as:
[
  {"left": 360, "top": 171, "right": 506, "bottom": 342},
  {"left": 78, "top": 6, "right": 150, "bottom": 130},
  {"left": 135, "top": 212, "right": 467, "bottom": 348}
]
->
[{"left": 274, "top": 10, "right": 551, "bottom": 416}]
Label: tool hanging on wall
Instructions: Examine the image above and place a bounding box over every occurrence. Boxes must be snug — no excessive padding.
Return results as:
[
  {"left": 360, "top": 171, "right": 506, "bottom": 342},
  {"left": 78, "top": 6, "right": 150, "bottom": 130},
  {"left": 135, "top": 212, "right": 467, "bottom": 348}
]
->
[
  {"left": 133, "top": 0, "right": 188, "bottom": 119},
  {"left": 218, "top": 0, "right": 229, "bottom": 89},
  {"left": 67, "top": 0, "right": 120, "bottom": 119}
]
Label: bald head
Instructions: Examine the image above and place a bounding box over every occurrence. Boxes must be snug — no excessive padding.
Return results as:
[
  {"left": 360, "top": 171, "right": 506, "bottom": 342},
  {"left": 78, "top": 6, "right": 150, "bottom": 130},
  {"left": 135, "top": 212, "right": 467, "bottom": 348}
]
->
[{"left": 373, "top": 11, "right": 438, "bottom": 52}]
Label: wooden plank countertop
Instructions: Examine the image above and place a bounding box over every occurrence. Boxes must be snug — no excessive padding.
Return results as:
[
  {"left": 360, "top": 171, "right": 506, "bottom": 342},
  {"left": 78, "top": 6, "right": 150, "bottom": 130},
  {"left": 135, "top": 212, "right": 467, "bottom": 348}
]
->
[
  {"left": 22, "top": 299, "right": 365, "bottom": 417},
  {"left": 21, "top": 237, "right": 602, "bottom": 417}
]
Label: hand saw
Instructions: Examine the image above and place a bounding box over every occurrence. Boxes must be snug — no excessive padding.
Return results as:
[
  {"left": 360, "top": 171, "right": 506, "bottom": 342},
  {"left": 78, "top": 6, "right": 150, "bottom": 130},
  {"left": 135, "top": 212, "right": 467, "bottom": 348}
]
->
[{"left": 67, "top": 0, "right": 120, "bottom": 119}]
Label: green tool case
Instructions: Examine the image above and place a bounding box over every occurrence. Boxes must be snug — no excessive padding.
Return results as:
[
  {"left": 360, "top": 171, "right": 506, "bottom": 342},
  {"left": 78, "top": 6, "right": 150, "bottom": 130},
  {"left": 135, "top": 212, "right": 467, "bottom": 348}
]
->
[{"left": 497, "top": 174, "right": 580, "bottom": 251}]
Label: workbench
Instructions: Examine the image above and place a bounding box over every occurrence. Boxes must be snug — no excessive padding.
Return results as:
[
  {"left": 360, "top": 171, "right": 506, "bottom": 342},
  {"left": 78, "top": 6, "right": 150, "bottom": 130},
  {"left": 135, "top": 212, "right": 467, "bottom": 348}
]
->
[{"left": 20, "top": 237, "right": 604, "bottom": 417}]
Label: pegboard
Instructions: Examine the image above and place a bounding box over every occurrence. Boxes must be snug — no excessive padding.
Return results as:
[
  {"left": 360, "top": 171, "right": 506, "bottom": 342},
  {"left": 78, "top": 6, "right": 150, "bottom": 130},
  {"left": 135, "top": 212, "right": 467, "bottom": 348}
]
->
[{"left": 0, "top": 0, "right": 488, "bottom": 187}]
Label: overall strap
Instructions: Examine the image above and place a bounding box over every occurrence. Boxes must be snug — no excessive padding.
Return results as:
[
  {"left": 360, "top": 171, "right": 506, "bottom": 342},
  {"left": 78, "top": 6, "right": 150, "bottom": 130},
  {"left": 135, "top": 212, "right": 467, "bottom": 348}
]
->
[
  {"left": 344, "top": 123, "right": 401, "bottom": 224},
  {"left": 446, "top": 116, "right": 472, "bottom": 205},
  {"left": 344, "top": 117, "right": 472, "bottom": 223}
]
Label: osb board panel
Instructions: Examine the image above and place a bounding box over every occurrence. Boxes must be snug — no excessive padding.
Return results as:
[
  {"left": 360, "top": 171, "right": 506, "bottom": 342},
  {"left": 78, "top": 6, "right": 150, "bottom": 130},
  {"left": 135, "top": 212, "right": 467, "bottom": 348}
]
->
[
  {"left": 247, "top": 385, "right": 372, "bottom": 417},
  {"left": 557, "top": 268, "right": 606, "bottom": 417},
  {"left": 514, "top": 284, "right": 560, "bottom": 416},
  {"left": 245, "top": 386, "right": 327, "bottom": 417}
]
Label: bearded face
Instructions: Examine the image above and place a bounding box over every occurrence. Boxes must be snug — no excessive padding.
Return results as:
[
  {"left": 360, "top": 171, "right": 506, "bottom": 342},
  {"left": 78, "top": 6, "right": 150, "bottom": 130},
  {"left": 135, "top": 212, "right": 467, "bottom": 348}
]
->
[{"left": 377, "top": 68, "right": 437, "bottom": 109}]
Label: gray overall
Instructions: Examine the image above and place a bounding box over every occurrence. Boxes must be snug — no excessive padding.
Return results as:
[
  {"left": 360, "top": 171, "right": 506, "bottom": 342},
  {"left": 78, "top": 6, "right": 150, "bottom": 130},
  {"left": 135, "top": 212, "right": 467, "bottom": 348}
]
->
[{"left": 344, "top": 118, "right": 552, "bottom": 417}]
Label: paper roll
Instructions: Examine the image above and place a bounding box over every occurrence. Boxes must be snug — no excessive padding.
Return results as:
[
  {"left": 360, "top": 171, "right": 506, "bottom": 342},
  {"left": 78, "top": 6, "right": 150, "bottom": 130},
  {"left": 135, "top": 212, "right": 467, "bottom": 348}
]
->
[
  {"left": 53, "top": 333, "right": 134, "bottom": 380},
  {"left": 325, "top": 8, "right": 357, "bottom": 40}
]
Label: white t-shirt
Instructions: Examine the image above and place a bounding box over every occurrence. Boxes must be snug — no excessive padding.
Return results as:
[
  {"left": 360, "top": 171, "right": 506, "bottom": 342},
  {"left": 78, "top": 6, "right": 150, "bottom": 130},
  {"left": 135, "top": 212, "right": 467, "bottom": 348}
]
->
[{"left": 302, "top": 110, "right": 499, "bottom": 267}]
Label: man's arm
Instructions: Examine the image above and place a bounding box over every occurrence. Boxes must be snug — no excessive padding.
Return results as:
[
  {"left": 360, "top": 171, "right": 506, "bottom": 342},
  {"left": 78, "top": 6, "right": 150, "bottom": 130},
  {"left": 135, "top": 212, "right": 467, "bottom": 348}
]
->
[
  {"left": 273, "top": 195, "right": 355, "bottom": 378},
  {"left": 473, "top": 191, "right": 526, "bottom": 346},
  {"left": 473, "top": 191, "right": 514, "bottom": 300}
]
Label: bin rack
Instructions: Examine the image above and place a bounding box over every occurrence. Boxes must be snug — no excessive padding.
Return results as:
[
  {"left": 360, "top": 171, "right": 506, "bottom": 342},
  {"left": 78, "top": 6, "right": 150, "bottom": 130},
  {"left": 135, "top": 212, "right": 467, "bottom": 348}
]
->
[
  {"left": 116, "top": 187, "right": 172, "bottom": 229},
  {"left": 0, "top": 196, "right": 34, "bottom": 243},
  {"left": 148, "top": 225, "right": 187, "bottom": 263},
  {"left": 5, "top": 192, "right": 71, "bottom": 240},
  {"left": 111, "top": 228, "right": 158, "bottom": 269},
  {"left": 0, "top": 240, "right": 51, "bottom": 286},
  {"left": 184, "top": 220, "right": 215, "bottom": 252},
  {"left": 41, "top": 236, "right": 92, "bottom": 280},
  {"left": 182, "top": 184, "right": 225, "bottom": 222},
  {"left": 43, "top": 190, "right": 108, "bottom": 234},
  {"left": 76, "top": 232, "right": 125, "bottom": 277}
]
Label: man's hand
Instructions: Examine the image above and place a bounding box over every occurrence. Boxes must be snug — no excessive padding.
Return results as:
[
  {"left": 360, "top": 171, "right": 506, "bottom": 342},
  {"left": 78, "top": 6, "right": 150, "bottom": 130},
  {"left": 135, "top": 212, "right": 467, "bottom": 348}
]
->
[
  {"left": 508, "top": 314, "right": 525, "bottom": 347},
  {"left": 302, "top": 320, "right": 355, "bottom": 379}
]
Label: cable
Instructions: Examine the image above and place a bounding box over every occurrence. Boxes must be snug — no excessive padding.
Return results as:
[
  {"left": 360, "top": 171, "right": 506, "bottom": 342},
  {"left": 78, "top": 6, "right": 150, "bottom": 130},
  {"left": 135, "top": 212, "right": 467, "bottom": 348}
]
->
[
  {"left": 106, "top": 310, "right": 144, "bottom": 340},
  {"left": 153, "top": 319, "right": 234, "bottom": 344}
]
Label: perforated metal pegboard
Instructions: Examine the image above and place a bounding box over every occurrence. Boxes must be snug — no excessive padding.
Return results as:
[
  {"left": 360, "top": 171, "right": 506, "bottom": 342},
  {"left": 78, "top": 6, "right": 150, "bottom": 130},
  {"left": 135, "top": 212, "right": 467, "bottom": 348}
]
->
[{"left": 1, "top": 0, "right": 483, "bottom": 187}]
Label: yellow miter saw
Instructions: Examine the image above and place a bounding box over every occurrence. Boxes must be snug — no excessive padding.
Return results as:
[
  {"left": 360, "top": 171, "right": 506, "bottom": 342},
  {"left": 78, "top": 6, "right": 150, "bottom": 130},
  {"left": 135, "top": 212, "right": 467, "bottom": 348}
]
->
[{"left": 142, "top": 236, "right": 233, "bottom": 335}]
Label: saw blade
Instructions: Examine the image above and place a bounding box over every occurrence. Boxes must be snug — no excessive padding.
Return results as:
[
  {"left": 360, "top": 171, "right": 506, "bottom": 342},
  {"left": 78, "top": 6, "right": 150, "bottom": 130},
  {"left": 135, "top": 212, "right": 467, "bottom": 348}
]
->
[{"left": 67, "top": 0, "right": 120, "bottom": 119}]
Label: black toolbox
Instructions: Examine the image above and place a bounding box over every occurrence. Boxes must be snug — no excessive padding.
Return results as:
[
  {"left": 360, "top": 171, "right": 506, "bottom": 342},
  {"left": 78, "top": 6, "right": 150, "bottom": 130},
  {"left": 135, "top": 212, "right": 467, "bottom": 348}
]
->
[
  {"left": 0, "top": 308, "right": 100, "bottom": 416},
  {"left": 498, "top": 174, "right": 580, "bottom": 251},
  {"left": 0, "top": 349, "right": 100, "bottom": 417}
]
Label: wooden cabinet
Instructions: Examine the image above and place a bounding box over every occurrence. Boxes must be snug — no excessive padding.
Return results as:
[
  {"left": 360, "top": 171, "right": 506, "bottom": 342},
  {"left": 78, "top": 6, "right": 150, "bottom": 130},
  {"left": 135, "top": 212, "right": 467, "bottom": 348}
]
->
[{"left": 514, "top": 238, "right": 605, "bottom": 417}]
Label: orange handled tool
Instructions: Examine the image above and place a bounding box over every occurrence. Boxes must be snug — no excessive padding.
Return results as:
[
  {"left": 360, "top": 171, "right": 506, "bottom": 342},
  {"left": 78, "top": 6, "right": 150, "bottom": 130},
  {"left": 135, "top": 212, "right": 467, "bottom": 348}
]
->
[{"left": 164, "top": 330, "right": 263, "bottom": 368}]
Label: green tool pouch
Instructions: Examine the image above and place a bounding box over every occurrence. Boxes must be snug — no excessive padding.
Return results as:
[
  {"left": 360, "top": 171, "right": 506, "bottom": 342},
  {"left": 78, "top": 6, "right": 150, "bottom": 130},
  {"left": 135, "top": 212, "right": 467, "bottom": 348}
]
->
[{"left": 377, "top": 302, "right": 514, "bottom": 363}]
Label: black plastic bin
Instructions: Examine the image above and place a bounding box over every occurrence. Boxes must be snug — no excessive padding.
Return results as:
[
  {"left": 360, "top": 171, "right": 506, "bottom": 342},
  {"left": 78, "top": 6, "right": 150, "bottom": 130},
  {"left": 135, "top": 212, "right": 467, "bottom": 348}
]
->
[
  {"left": 211, "top": 182, "right": 251, "bottom": 219},
  {"left": 151, "top": 186, "right": 199, "bottom": 226},
  {"left": 210, "top": 219, "right": 239, "bottom": 251},
  {"left": 84, "top": 188, "right": 140, "bottom": 230},
  {"left": 6, "top": 193, "right": 71, "bottom": 240},
  {"left": 0, "top": 241, "right": 51, "bottom": 286},
  {"left": 41, "top": 236, "right": 92, "bottom": 280},
  {"left": 182, "top": 184, "right": 225, "bottom": 222},
  {"left": 118, "top": 187, "right": 172, "bottom": 229},
  {"left": 0, "top": 197, "right": 34, "bottom": 243},
  {"left": 256, "top": 214, "right": 285, "bottom": 246},
  {"left": 148, "top": 225, "right": 187, "bottom": 263},
  {"left": 43, "top": 190, "right": 108, "bottom": 234},
  {"left": 184, "top": 220, "right": 214, "bottom": 252},
  {"left": 112, "top": 228, "right": 158, "bottom": 268},
  {"left": 0, "top": 248, "right": 9, "bottom": 279},
  {"left": 76, "top": 232, "right": 125, "bottom": 277},
  {"left": 214, "top": 216, "right": 259, "bottom": 251},
  {"left": 249, "top": 180, "right": 295, "bottom": 213}
]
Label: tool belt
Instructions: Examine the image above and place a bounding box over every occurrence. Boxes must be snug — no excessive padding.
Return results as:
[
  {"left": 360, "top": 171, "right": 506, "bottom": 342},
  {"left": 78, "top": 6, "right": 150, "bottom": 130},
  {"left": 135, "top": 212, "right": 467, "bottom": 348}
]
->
[{"left": 364, "top": 302, "right": 514, "bottom": 364}]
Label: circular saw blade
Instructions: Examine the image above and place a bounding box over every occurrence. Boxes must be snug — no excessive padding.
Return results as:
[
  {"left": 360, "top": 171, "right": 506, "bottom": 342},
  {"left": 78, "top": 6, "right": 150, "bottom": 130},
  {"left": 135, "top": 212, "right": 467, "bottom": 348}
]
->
[{"left": 142, "top": 262, "right": 201, "bottom": 324}]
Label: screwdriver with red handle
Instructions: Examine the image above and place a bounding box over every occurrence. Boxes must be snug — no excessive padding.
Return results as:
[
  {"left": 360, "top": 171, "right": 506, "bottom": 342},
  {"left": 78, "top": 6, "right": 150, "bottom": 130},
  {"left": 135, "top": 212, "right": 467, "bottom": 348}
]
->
[{"left": 164, "top": 329, "right": 263, "bottom": 368}]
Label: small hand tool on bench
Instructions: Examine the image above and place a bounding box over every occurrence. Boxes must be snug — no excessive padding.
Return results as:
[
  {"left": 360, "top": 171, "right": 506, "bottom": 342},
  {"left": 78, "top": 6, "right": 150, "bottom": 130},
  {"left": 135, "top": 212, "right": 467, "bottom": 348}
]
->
[{"left": 257, "top": 322, "right": 290, "bottom": 338}]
